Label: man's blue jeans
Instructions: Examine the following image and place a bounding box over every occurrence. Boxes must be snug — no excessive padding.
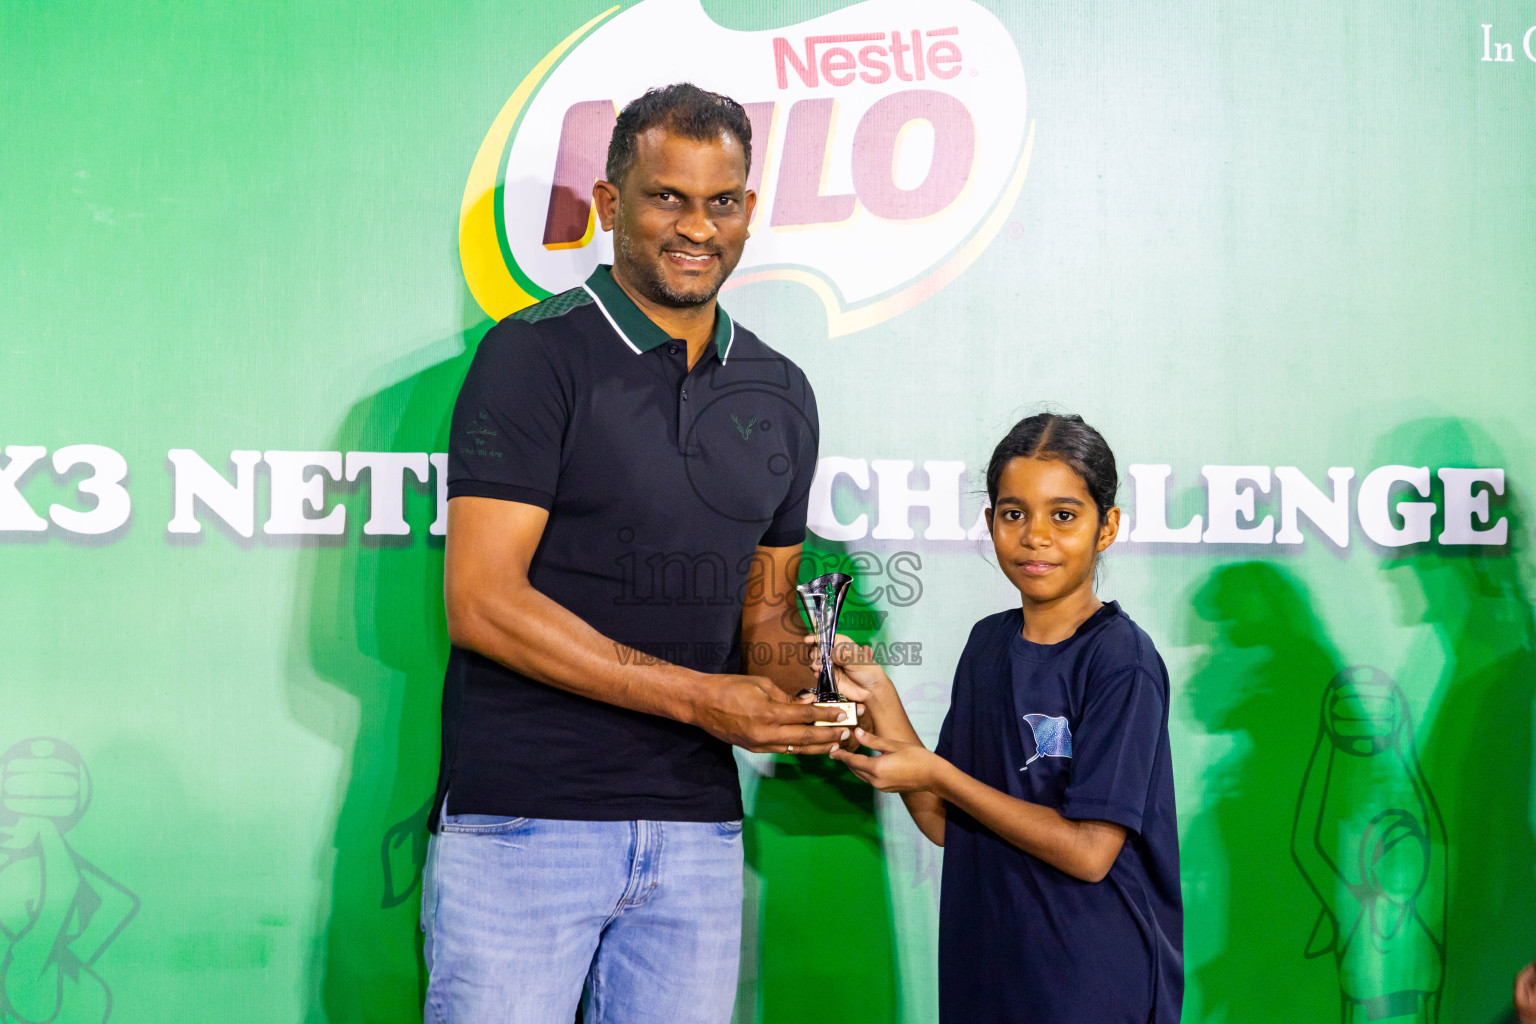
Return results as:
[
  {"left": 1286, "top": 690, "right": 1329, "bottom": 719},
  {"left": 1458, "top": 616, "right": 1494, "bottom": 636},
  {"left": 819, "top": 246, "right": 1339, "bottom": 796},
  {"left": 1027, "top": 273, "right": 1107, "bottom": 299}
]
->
[{"left": 421, "top": 814, "right": 744, "bottom": 1024}]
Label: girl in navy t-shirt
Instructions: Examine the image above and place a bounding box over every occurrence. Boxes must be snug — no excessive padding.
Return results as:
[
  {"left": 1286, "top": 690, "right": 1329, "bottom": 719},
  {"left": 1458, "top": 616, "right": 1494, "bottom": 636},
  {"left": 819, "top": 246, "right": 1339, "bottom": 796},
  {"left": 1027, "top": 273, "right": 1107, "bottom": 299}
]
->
[{"left": 829, "top": 413, "right": 1183, "bottom": 1023}]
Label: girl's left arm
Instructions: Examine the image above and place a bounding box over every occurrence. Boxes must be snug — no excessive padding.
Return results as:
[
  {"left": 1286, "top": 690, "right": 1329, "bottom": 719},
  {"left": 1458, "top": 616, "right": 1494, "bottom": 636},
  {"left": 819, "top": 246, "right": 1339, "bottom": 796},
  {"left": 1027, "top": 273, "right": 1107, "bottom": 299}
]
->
[
  {"left": 835, "top": 728, "right": 1127, "bottom": 883},
  {"left": 816, "top": 637, "right": 948, "bottom": 846},
  {"left": 931, "top": 754, "right": 1127, "bottom": 882}
]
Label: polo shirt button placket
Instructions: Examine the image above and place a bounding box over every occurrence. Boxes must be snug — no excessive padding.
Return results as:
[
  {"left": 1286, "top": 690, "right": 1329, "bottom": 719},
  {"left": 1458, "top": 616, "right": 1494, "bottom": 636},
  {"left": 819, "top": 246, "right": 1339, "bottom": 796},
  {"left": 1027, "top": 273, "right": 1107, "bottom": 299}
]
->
[{"left": 680, "top": 386, "right": 694, "bottom": 456}]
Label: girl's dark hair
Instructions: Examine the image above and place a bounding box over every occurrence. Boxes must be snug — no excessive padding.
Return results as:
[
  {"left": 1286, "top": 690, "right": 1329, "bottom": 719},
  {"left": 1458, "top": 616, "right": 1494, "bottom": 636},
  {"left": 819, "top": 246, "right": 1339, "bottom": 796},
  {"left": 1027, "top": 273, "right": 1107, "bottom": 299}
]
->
[
  {"left": 985, "top": 413, "right": 1119, "bottom": 519},
  {"left": 606, "top": 83, "right": 753, "bottom": 185}
]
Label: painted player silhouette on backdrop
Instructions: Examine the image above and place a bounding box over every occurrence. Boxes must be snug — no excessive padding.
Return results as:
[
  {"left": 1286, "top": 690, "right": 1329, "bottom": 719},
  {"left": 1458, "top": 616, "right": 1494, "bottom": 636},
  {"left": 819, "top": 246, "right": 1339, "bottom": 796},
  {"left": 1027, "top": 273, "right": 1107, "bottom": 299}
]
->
[
  {"left": 0, "top": 738, "right": 138, "bottom": 1024},
  {"left": 1293, "top": 668, "right": 1446, "bottom": 1024}
]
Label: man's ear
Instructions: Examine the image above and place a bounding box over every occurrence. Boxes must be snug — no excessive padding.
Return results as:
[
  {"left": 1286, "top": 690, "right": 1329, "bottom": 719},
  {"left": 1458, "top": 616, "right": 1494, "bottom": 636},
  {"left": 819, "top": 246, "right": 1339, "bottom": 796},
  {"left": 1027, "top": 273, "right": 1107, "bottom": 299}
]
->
[
  {"left": 593, "top": 179, "right": 619, "bottom": 231},
  {"left": 744, "top": 189, "right": 757, "bottom": 235}
]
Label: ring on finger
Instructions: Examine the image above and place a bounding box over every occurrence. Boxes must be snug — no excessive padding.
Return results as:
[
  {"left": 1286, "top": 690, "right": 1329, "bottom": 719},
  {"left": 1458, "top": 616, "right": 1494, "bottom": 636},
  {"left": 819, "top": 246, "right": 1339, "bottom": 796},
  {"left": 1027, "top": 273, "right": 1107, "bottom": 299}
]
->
[{"left": 786, "top": 744, "right": 795, "bottom": 754}]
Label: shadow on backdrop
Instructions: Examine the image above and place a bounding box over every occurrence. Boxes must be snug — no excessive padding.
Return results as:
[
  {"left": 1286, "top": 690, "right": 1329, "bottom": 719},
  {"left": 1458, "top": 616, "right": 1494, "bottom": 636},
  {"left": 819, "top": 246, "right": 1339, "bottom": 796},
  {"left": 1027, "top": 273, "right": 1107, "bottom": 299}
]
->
[
  {"left": 288, "top": 229, "right": 486, "bottom": 1022},
  {"left": 742, "top": 540, "right": 899, "bottom": 1024},
  {"left": 1183, "top": 562, "right": 1345, "bottom": 1022},
  {"left": 1375, "top": 418, "right": 1536, "bottom": 1024}
]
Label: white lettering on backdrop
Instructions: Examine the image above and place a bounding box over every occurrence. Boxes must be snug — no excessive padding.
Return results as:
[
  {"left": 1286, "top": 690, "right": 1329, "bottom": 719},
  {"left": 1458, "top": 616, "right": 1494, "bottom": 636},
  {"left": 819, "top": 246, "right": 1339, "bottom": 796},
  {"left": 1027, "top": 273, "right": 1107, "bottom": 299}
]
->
[{"left": 0, "top": 447, "right": 1513, "bottom": 549}]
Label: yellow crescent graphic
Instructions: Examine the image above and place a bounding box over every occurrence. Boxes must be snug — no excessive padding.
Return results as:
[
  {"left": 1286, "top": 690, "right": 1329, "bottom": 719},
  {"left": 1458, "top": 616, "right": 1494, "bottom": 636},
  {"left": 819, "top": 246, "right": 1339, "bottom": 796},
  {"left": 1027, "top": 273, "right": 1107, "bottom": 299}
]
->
[{"left": 459, "top": 6, "right": 620, "bottom": 319}]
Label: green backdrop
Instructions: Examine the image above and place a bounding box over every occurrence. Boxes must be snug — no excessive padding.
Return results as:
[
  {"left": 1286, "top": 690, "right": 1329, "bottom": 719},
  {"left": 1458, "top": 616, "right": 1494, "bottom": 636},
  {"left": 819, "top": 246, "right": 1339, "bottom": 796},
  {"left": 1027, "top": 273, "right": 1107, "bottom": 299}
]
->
[{"left": 3, "top": 1, "right": 1533, "bottom": 1021}]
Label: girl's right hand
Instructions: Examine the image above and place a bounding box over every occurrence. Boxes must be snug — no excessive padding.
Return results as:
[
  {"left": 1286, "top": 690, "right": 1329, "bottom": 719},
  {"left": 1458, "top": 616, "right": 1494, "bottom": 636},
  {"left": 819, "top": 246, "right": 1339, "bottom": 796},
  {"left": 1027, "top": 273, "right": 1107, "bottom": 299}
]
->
[
  {"left": 807, "top": 633, "right": 895, "bottom": 707},
  {"left": 830, "top": 727, "right": 943, "bottom": 793}
]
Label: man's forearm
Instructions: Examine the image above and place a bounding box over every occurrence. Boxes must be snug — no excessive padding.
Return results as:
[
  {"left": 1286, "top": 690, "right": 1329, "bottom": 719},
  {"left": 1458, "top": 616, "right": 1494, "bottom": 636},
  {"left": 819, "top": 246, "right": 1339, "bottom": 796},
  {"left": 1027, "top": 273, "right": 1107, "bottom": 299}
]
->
[
  {"left": 449, "top": 577, "right": 707, "bottom": 724},
  {"left": 444, "top": 501, "right": 845, "bottom": 755},
  {"left": 742, "top": 607, "right": 815, "bottom": 698},
  {"left": 739, "top": 542, "right": 816, "bottom": 698}
]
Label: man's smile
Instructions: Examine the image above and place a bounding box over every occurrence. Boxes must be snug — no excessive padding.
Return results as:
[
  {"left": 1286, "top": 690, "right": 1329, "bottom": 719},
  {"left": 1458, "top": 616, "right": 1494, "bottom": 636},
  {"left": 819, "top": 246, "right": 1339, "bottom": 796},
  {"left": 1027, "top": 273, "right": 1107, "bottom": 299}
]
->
[{"left": 664, "top": 249, "right": 719, "bottom": 269}]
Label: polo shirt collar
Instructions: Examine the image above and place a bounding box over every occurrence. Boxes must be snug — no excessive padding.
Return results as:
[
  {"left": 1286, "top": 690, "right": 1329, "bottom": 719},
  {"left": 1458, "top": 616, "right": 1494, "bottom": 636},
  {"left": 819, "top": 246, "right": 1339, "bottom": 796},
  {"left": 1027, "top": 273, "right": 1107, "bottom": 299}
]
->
[{"left": 582, "top": 264, "right": 735, "bottom": 364}]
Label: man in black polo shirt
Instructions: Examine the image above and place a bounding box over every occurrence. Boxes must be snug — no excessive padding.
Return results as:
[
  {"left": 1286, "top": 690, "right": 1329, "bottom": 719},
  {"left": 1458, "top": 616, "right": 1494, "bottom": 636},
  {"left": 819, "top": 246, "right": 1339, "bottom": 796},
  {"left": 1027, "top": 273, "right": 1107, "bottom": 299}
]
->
[{"left": 421, "top": 84, "right": 840, "bottom": 1024}]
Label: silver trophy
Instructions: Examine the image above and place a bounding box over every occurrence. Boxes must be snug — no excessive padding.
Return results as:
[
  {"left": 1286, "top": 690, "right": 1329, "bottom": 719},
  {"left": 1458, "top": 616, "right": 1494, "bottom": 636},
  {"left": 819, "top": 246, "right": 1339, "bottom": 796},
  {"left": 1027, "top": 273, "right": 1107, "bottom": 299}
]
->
[{"left": 796, "top": 572, "right": 859, "bottom": 728}]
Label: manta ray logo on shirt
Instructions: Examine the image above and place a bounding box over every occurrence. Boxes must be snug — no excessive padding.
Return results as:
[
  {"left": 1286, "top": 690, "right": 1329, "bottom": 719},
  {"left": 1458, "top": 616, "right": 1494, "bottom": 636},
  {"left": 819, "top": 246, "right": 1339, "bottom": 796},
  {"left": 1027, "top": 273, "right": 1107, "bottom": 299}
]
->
[
  {"left": 1020, "top": 714, "right": 1072, "bottom": 772},
  {"left": 459, "top": 0, "right": 1032, "bottom": 336}
]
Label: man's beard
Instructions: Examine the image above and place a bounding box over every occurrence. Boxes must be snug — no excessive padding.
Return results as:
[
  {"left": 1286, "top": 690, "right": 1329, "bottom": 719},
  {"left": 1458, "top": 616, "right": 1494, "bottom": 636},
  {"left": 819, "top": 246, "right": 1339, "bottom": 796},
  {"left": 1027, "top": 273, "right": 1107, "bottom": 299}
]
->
[{"left": 615, "top": 228, "right": 732, "bottom": 308}]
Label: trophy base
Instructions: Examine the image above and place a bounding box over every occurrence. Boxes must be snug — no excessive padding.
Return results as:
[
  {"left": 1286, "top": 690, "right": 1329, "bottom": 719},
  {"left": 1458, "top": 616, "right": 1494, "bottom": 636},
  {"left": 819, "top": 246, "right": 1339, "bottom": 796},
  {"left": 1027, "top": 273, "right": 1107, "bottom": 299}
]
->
[{"left": 813, "top": 700, "right": 858, "bottom": 727}]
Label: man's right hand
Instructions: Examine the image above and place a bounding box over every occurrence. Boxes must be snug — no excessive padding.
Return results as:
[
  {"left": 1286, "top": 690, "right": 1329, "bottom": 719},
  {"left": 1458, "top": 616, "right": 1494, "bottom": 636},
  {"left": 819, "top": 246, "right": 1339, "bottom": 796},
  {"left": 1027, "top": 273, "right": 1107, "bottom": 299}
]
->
[{"left": 690, "top": 674, "right": 852, "bottom": 754}]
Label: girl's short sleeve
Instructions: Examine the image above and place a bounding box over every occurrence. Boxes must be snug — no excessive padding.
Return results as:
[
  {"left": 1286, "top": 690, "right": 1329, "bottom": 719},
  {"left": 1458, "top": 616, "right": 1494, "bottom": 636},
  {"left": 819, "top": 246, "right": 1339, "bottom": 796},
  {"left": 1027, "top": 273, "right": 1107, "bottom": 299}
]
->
[
  {"left": 935, "top": 706, "right": 954, "bottom": 761},
  {"left": 1059, "top": 666, "right": 1166, "bottom": 834}
]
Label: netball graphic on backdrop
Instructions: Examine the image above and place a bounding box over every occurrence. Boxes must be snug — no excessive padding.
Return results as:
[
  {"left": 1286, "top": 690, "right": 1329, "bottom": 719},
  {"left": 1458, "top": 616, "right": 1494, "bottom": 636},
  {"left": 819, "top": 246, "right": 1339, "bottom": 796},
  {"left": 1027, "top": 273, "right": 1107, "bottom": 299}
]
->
[
  {"left": 1019, "top": 714, "right": 1073, "bottom": 772},
  {"left": 0, "top": 738, "right": 137, "bottom": 1024},
  {"left": 1292, "top": 667, "right": 1446, "bottom": 1023},
  {"left": 459, "top": 0, "right": 1032, "bottom": 334}
]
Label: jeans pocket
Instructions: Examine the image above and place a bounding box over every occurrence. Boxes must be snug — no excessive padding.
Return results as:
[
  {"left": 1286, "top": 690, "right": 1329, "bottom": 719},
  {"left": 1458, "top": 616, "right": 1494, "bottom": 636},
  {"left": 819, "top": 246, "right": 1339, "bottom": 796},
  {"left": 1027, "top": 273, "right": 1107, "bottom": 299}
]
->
[
  {"left": 715, "top": 819, "right": 744, "bottom": 835},
  {"left": 439, "top": 813, "right": 533, "bottom": 835}
]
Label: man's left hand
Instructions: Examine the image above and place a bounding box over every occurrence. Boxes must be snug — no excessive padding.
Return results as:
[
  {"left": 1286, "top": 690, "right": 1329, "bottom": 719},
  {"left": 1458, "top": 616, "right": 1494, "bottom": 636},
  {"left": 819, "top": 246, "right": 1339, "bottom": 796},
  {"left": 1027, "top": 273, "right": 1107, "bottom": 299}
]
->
[{"left": 790, "top": 687, "right": 860, "bottom": 751}]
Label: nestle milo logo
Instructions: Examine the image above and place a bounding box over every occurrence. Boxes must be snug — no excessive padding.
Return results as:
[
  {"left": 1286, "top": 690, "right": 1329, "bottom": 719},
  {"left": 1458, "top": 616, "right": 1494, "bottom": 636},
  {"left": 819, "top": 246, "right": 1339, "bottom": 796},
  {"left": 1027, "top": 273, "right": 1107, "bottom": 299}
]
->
[
  {"left": 772, "top": 27, "right": 965, "bottom": 88},
  {"left": 460, "top": 0, "right": 1032, "bottom": 336}
]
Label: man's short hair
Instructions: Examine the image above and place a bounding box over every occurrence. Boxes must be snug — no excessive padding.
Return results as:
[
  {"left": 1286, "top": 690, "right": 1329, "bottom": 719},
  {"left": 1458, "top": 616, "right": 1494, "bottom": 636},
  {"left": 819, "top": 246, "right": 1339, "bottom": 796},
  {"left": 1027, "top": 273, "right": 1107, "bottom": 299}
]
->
[{"left": 606, "top": 83, "right": 752, "bottom": 186}]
